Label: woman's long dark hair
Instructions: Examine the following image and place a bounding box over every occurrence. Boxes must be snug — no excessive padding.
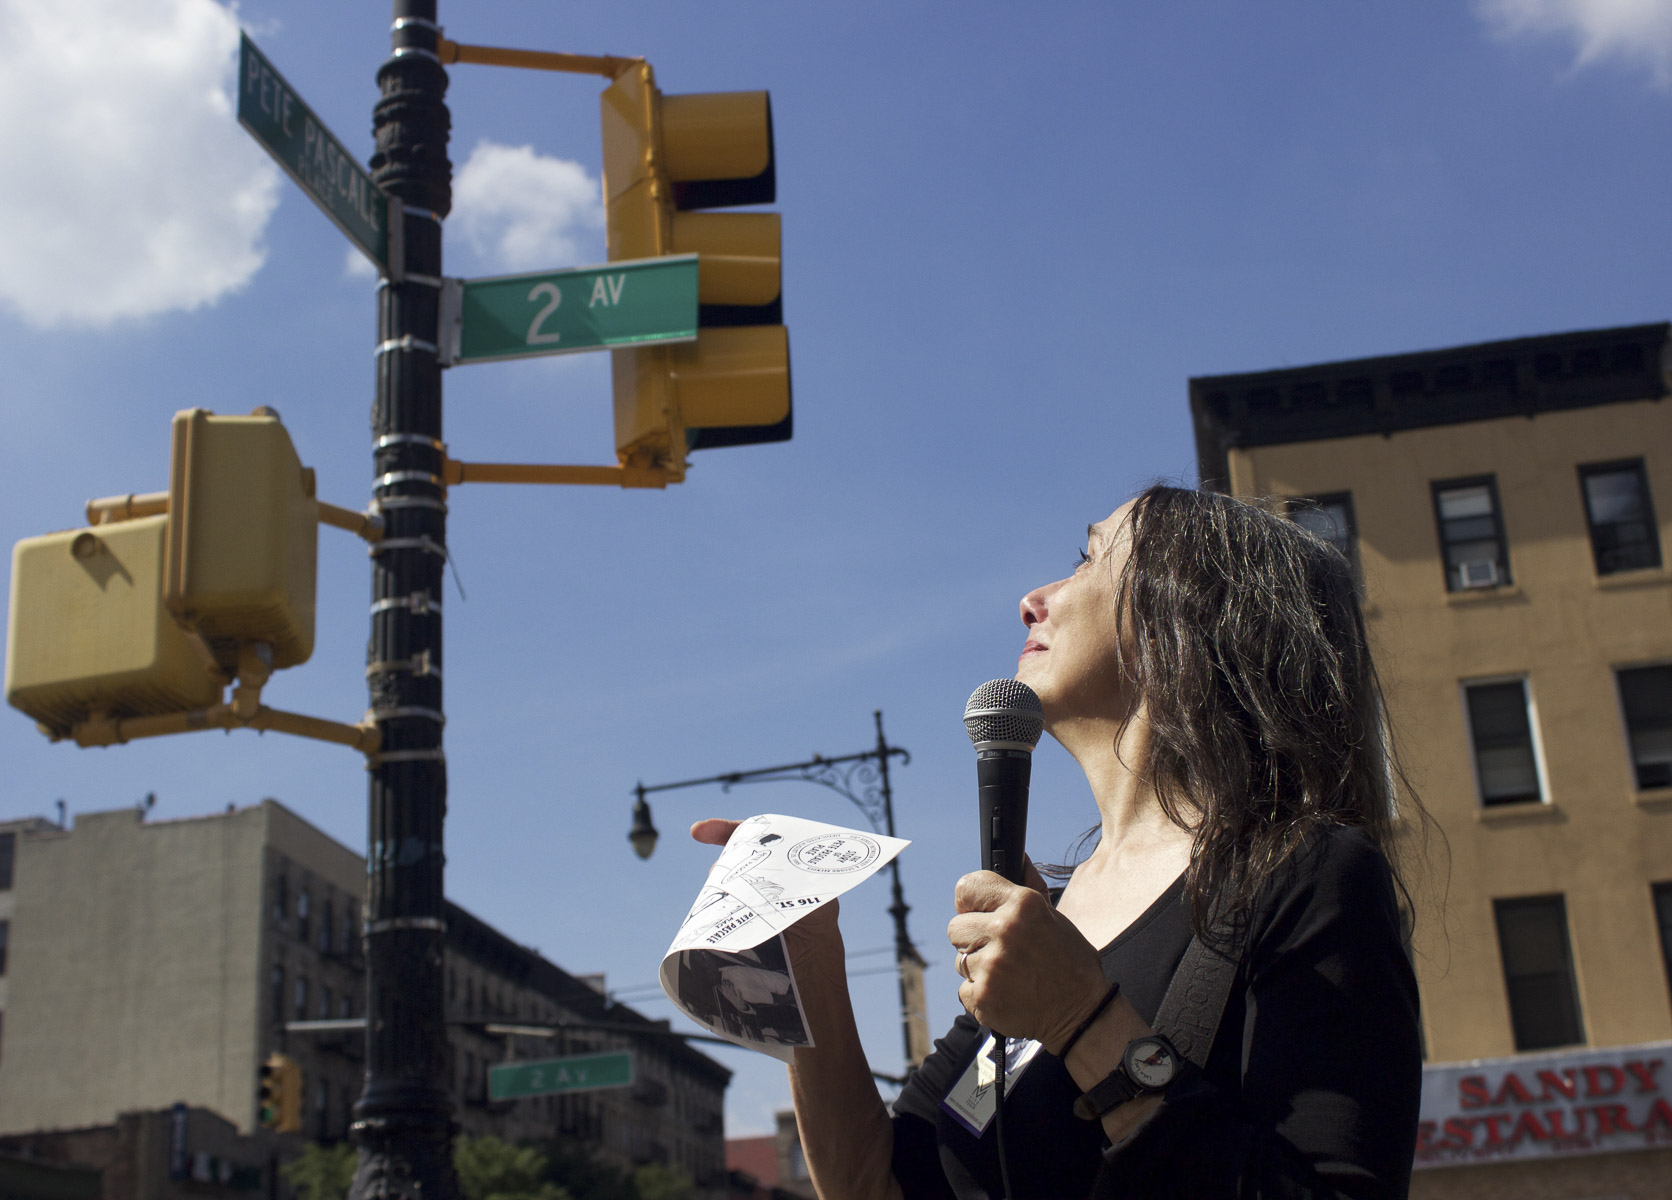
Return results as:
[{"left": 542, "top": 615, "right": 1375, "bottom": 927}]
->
[{"left": 1057, "top": 484, "right": 1426, "bottom": 938}]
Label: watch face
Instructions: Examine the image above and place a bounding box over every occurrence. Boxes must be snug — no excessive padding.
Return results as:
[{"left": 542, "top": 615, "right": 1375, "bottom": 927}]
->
[{"left": 1124, "top": 1036, "right": 1177, "bottom": 1090}]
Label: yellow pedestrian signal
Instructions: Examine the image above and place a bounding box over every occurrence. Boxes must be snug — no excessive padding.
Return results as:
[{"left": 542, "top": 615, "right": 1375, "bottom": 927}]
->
[
  {"left": 6, "top": 407, "right": 377, "bottom": 754},
  {"left": 258, "top": 1053, "right": 303, "bottom": 1133},
  {"left": 600, "top": 63, "right": 791, "bottom": 482},
  {"left": 165, "top": 407, "right": 317, "bottom": 674},
  {"left": 6, "top": 516, "right": 222, "bottom": 734}
]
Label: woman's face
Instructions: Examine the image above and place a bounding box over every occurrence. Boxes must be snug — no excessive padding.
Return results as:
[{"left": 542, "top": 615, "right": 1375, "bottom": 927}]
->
[{"left": 1015, "top": 503, "right": 1135, "bottom": 724}]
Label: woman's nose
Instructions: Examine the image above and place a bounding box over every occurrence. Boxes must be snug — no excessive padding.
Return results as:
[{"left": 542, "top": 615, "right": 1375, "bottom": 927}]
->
[{"left": 1020, "top": 581, "right": 1058, "bottom": 628}]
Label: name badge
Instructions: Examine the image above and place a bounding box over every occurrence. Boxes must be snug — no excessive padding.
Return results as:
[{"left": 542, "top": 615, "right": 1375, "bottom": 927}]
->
[{"left": 940, "top": 1034, "right": 1043, "bottom": 1136}]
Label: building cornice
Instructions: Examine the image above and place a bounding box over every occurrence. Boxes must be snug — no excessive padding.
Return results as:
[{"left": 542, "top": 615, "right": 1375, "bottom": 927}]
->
[{"left": 1190, "top": 322, "right": 1671, "bottom": 490}]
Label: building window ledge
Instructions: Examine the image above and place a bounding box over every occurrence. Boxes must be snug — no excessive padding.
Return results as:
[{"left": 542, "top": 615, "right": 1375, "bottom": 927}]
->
[
  {"left": 1446, "top": 584, "right": 1525, "bottom": 607},
  {"left": 1633, "top": 787, "right": 1672, "bottom": 811},
  {"left": 1594, "top": 566, "right": 1669, "bottom": 591},
  {"left": 1476, "top": 801, "right": 1563, "bottom": 825}
]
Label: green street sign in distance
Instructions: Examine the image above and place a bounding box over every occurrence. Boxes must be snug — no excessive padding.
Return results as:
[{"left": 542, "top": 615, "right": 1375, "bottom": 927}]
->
[
  {"left": 488, "top": 1051, "right": 634, "bottom": 1101},
  {"left": 441, "top": 255, "right": 699, "bottom": 365},
  {"left": 236, "top": 32, "right": 397, "bottom": 277}
]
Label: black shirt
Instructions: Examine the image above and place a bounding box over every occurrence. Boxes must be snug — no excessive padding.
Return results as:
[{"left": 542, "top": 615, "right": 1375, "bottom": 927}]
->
[{"left": 890, "top": 825, "right": 1421, "bottom": 1199}]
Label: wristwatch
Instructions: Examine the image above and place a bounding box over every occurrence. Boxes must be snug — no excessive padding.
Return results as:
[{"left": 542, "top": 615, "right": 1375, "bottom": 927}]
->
[{"left": 1072, "top": 1034, "right": 1180, "bottom": 1120}]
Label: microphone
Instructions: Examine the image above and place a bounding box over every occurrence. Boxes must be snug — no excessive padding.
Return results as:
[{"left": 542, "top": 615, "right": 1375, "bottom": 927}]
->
[{"left": 964, "top": 680, "right": 1044, "bottom": 885}]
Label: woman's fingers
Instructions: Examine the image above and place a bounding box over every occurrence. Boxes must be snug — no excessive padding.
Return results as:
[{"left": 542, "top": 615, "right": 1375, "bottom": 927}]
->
[{"left": 689, "top": 818, "right": 741, "bottom": 846}]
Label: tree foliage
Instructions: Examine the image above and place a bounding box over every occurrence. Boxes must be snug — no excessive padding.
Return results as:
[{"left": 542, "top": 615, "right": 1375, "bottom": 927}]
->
[
  {"left": 281, "top": 1143, "right": 357, "bottom": 1200},
  {"left": 455, "top": 1135, "right": 572, "bottom": 1200}
]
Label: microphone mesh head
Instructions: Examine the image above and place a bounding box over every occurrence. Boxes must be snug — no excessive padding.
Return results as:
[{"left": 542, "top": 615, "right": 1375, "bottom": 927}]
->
[{"left": 964, "top": 679, "right": 1044, "bottom": 748}]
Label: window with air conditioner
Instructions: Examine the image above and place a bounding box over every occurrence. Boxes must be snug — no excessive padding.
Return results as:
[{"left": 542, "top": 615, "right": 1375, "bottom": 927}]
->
[
  {"left": 1433, "top": 476, "right": 1510, "bottom": 592},
  {"left": 1464, "top": 678, "right": 1544, "bottom": 805}
]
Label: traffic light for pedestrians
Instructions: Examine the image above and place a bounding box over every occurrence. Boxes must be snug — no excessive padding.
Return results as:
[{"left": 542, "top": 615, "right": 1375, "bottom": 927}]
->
[
  {"left": 600, "top": 62, "right": 791, "bottom": 483},
  {"left": 163, "top": 407, "right": 318, "bottom": 674},
  {"left": 258, "top": 1053, "right": 302, "bottom": 1133},
  {"left": 5, "top": 408, "right": 319, "bottom": 738}
]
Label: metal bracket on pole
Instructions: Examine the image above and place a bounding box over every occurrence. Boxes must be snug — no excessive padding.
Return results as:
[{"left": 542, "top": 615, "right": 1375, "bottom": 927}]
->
[
  {"left": 441, "top": 458, "right": 668, "bottom": 489},
  {"left": 434, "top": 36, "right": 642, "bottom": 79}
]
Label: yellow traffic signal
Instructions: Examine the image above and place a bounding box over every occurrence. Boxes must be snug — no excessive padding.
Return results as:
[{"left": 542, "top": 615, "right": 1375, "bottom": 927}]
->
[
  {"left": 6, "top": 516, "right": 221, "bottom": 734},
  {"left": 5, "top": 408, "right": 320, "bottom": 740},
  {"left": 165, "top": 408, "right": 317, "bottom": 674},
  {"left": 601, "top": 63, "right": 791, "bottom": 482},
  {"left": 258, "top": 1053, "right": 302, "bottom": 1133}
]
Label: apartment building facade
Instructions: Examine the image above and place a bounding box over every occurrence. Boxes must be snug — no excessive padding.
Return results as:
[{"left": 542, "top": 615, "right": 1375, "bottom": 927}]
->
[
  {"left": 1192, "top": 321, "right": 1672, "bottom": 1198},
  {"left": 0, "top": 800, "right": 730, "bottom": 1192}
]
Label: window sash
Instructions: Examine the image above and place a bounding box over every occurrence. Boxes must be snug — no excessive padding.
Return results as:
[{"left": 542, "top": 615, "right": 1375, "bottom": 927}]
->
[
  {"left": 1494, "top": 895, "right": 1584, "bottom": 1051},
  {"left": 1466, "top": 680, "right": 1542, "bottom": 804},
  {"left": 1433, "top": 476, "right": 1509, "bottom": 590},
  {"left": 1618, "top": 665, "right": 1672, "bottom": 790},
  {"left": 1581, "top": 461, "right": 1662, "bottom": 575}
]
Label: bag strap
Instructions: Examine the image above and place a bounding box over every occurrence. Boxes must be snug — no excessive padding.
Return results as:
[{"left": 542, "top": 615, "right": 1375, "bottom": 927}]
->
[{"left": 1151, "top": 930, "right": 1237, "bottom": 1069}]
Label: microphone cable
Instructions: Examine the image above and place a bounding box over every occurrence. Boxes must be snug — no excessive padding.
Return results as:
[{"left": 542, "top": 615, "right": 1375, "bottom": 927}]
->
[{"left": 991, "top": 1032, "right": 1015, "bottom": 1200}]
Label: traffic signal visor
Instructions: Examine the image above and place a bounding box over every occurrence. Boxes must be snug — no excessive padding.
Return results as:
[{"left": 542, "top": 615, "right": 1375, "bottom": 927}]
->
[
  {"left": 165, "top": 409, "right": 317, "bottom": 673},
  {"left": 6, "top": 516, "right": 220, "bottom": 735}
]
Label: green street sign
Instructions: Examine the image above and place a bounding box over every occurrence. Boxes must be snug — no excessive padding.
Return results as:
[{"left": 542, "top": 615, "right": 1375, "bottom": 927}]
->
[
  {"left": 236, "top": 32, "right": 397, "bottom": 277},
  {"left": 488, "top": 1051, "right": 634, "bottom": 1101},
  {"left": 440, "top": 256, "right": 699, "bottom": 365}
]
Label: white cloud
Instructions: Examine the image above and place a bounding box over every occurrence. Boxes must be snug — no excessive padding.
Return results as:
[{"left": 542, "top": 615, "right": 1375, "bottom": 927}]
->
[
  {"left": 0, "top": 0, "right": 280, "bottom": 329},
  {"left": 343, "top": 247, "right": 377, "bottom": 280},
  {"left": 451, "top": 141, "right": 604, "bottom": 273},
  {"left": 1478, "top": 0, "right": 1672, "bottom": 85}
]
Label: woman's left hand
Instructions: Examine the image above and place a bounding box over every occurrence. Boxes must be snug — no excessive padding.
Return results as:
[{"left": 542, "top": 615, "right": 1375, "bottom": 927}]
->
[{"left": 947, "top": 871, "right": 1112, "bottom": 1052}]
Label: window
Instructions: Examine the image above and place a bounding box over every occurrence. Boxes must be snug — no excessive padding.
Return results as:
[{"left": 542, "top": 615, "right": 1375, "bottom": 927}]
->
[
  {"left": 342, "top": 909, "right": 357, "bottom": 957},
  {"left": 1617, "top": 665, "right": 1672, "bottom": 790},
  {"left": 295, "top": 976, "right": 309, "bottom": 1022},
  {"left": 271, "top": 966, "right": 285, "bottom": 1025},
  {"left": 0, "top": 920, "right": 8, "bottom": 976},
  {"left": 320, "top": 985, "right": 333, "bottom": 1020},
  {"left": 340, "top": 992, "right": 353, "bottom": 1019},
  {"left": 1290, "top": 492, "right": 1360, "bottom": 581},
  {"left": 1579, "top": 460, "right": 1661, "bottom": 574},
  {"left": 1433, "top": 476, "right": 1510, "bottom": 590},
  {"left": 1495, "top": 895, "right": 1584, "bottom": 1051},
  {"left": 1655, "top": 883, "right": 1672, "bottom": 1012},
  {"left": 1464, "top": 679, "right": 1543, "bottom": 805},
  {"left": 0, "top": 832, "right": 14, "bottom": 890},
  {"left": 272, "top": 874, "right": 288, "bottom": 923},
  {"left": 320, "top": 898, "right": 334, "bottom": 954},
  {"left": 297, "top": 888, "right": 311, "bottom": 943}
]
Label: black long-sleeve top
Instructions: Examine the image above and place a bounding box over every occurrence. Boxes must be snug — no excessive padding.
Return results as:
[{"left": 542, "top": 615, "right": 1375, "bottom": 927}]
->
[{"left": 890, "top": 825, "right": 1421, "bottom": 1199}]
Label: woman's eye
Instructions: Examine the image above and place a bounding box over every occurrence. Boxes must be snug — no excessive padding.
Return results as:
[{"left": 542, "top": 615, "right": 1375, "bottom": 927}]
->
[{"left": 1075, "top": 548, "right": 1091, "bottom": 569}]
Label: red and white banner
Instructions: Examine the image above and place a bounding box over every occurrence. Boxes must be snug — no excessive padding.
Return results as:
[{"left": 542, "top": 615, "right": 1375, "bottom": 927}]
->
[{"left": 1414, "top": 1040, "right": 1672, "bottom": 1168}]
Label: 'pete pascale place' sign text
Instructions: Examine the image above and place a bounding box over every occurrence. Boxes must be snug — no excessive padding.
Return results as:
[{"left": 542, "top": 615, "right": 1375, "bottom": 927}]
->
[
  {"left": 236, "top": 32, "right": 392, "bottom": 274},
  {"left": 1414, "top": 1041, "right": 1672, "bottom": 1168}
]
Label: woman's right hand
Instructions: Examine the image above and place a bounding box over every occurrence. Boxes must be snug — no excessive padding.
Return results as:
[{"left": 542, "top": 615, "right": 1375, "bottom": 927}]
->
[{"left": 688, "top": 819, "right": 843, "bottom": 970}]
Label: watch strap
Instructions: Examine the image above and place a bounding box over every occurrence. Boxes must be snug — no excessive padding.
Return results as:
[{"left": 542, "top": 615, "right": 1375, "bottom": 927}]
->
[{"left": 1071, "top": 1064, "right": 1143, "bottom": 1120}]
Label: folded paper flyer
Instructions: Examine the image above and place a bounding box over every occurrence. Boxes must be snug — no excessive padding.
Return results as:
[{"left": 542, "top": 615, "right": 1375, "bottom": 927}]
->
[{"left": 659, "top": 813, "right": 909, "bottom": 1061}]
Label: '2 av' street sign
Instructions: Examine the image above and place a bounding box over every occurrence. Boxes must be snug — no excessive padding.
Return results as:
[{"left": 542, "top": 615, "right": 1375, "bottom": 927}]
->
[
  {"left": 236, "top": 32, "right": 399, "bottom": 278},
  {"left": 488, "top": 1050, "right": 635, "bottom": 1101},
  {"left": 439, "top": 256, "right": 699, "bottom": 365}
]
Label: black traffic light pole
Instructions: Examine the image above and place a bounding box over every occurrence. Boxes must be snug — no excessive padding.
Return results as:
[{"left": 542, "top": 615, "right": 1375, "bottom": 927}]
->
[{"left": 352, "top": 4, "right": 458, "bottom": 1199}]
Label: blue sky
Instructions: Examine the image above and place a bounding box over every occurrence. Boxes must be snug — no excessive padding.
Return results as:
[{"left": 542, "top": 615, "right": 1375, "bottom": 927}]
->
[{"left": 3, "top": 0, "right": 1671, "bottom": 1137}]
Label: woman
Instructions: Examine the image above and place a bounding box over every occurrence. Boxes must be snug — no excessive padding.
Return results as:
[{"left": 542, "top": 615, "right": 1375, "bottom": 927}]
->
[{"left": 695, "top": 485, "right": 1425, "bottom": 1199}]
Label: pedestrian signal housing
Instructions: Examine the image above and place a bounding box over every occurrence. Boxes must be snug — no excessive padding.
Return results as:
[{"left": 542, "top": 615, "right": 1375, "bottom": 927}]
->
[
  {"left": 5, "top": 408, "right": 331, "bottom": 743},
  {"left": 165, "top": 408, "right": 317, "bottom": 673},
  {"left": 601, "top": 64, "right": 791, "bottom": 482},
  {"left": 6, "top": 517, "right": 222, "bottom": 734}
]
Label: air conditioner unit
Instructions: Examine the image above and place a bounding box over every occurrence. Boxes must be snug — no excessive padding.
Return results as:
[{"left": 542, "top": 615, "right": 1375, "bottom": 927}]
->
[{"left": 1458, "top": 559, "right": 1500, "bottom": 589}]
